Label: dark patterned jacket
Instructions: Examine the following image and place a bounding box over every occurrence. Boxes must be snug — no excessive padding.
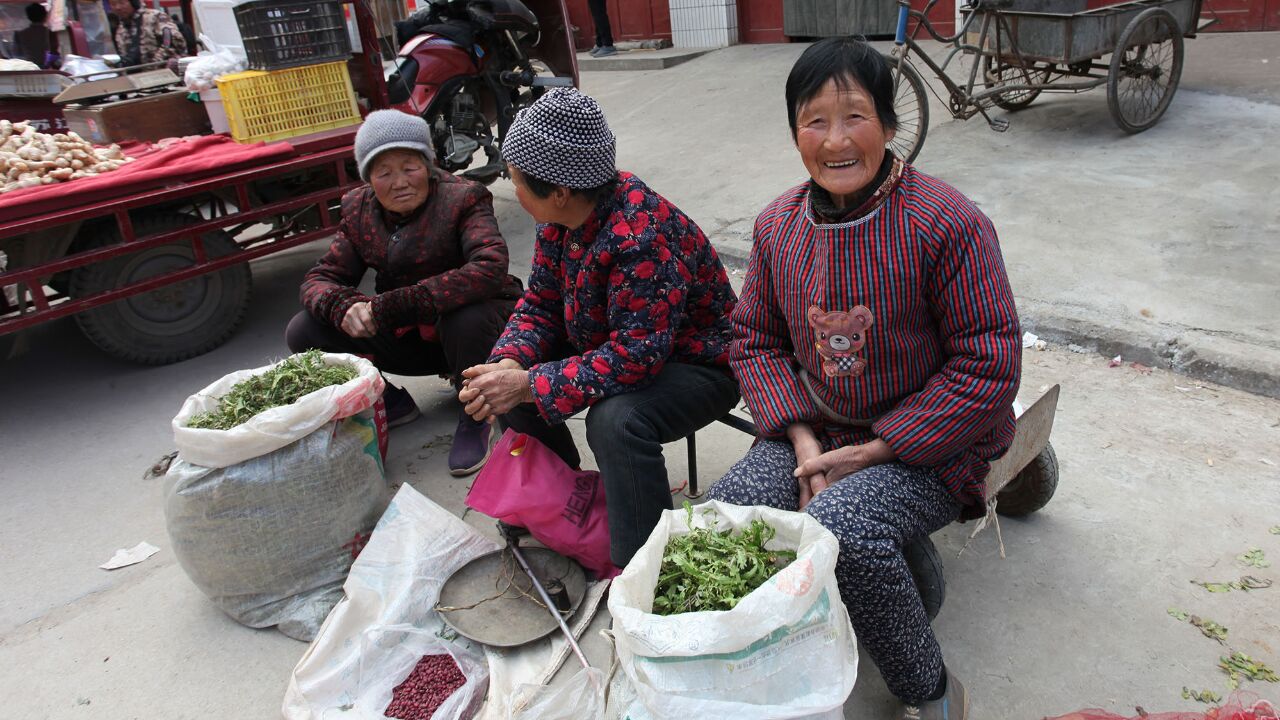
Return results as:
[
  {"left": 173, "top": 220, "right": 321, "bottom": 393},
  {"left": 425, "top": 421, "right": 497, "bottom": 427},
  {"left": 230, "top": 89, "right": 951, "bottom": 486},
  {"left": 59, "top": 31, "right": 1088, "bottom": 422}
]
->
[
  {"left": 489, "top": 172, "right": 737, "bottom": 424},
  {"left": 114, "top": 9, "right": 187, "bottom": 66},
  {"left": 301, "top": 171, "right": 522, "bottom": 333}
]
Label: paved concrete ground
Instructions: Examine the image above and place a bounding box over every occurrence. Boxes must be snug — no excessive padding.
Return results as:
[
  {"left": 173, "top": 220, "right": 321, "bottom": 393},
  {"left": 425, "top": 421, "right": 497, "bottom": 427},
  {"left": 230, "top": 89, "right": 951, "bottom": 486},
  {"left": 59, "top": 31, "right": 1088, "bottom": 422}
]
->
[{"left": 2, "top": 32, "right": 1279, "bottom": 720}]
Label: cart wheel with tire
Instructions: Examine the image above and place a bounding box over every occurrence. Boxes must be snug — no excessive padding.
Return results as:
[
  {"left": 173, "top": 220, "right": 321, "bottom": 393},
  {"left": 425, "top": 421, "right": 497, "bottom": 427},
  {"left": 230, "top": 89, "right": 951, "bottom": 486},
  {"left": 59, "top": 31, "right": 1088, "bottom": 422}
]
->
[
  {"left": 883, "top": 52, "right": 930, "bottom": 165},
  {"left": 1107, "top": 7, "right": 1186, "bottom": 133},
  {"left": 982, "top": 56, "right": 1053, "bottom": 112},
  {"left": 70, "top": 212, "right": 252, "bottom": 365},
  {"left": 909, "top": 384, "right": 1062, "bottom": 620}
]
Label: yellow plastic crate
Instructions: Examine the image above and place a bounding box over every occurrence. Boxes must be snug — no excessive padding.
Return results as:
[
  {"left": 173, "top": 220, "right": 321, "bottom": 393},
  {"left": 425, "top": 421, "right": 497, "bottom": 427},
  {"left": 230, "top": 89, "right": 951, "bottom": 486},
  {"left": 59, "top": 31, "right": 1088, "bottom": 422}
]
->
[{"left": 216, "top": 61, "right": 360, "bottom": 144}]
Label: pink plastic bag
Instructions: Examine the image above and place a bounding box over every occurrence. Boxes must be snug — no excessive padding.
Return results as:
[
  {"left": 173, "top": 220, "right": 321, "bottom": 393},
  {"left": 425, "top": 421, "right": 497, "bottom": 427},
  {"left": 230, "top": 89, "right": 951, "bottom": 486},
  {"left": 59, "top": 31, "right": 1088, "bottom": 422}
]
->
[
  {"left": 1045, "top": 694, "right": 1277, "bottom": 720},
  {"left": 466, "top": 430, "right": 620, "bottom": 579}
]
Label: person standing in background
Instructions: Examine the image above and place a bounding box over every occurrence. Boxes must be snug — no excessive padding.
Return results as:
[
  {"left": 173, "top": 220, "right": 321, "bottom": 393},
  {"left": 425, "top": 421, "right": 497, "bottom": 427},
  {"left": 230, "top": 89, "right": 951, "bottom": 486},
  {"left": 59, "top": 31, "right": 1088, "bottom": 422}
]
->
[
  {"left": 108, "top": 0, "right": 186, "bottom": 69},
  {"left": 586, "top": 0, "right": 616, "bottom": 57},
  {"left": 14, "top": 3, "right": 51, "bottom": 68}
]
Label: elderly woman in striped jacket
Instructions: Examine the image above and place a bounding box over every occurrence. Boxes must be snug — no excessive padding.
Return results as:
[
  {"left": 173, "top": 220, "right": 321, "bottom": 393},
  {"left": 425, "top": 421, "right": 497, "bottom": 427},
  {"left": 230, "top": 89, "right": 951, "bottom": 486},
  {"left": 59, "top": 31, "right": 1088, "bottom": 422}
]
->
[{"left": 707, "top": 38, "right": 1022, "bottom": 720}]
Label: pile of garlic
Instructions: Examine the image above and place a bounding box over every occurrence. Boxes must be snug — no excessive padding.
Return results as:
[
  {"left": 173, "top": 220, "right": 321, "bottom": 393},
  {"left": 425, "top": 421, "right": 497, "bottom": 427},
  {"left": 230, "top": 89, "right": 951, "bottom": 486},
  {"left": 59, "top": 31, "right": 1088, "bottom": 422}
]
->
[{"left": 1, "top": 120, "right": 135, "bottom": 194}]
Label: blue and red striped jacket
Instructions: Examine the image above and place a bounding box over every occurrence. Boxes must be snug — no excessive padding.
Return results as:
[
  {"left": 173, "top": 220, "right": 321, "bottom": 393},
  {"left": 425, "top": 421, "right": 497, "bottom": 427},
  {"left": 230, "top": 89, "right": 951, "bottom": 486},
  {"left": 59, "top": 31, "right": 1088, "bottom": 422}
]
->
[
  {"left": 731, "top": 161, "right": 1021, "bottom": 509},
  {"left": 490, "top": 172, "right": 736, "bottom": 424}
]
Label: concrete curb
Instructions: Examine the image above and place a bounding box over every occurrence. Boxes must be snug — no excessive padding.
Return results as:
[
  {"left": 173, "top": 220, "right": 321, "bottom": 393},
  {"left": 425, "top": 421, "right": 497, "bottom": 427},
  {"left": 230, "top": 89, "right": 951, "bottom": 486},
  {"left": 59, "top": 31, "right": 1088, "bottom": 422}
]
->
[
  {"left": 578, "top": 47, "right": 714, "bottom": 71},
  {"left": 713, "top": 242, "right": 1280, "bottom": 400}
]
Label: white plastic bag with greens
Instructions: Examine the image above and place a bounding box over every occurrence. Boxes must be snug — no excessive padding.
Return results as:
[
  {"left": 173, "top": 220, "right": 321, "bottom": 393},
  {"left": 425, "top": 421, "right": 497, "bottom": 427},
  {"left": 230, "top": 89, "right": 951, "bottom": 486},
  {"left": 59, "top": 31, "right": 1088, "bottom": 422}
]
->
[
  {"left": 283, "top": 485, "right": 499, "bottom": 719},
  {"left": 165, "top": 414, "right": 389, "bottom": 641},
  {"left": 164, "top": 352, "right": 389, "bottom": 641},
  {"left": 172, "top": 352, "right": 383, "bottom": 469},
  {"left": 608, "top": 500, "right": 857, "bottom": 719}
]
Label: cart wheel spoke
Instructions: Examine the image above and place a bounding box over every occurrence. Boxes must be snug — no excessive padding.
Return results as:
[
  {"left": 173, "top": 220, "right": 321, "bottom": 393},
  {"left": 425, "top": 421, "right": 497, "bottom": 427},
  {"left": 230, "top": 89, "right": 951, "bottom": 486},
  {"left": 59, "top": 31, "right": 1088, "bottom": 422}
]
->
[
  {"left": 1107, "top": 7, "right": 1185, "bottom": 134},
  {"left": 982, "top": 56, "right": 1050, "bottom": 112},
  {"left": 882, "top": 54, "right": 931, "bottom": 164}
]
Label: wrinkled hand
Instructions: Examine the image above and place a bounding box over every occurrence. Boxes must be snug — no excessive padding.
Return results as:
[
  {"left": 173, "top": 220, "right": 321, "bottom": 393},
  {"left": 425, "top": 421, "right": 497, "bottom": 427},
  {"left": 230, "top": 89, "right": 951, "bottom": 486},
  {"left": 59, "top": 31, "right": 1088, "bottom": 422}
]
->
[
  {"left": 787, "top": 423, "right": 826, "bottom": 510},
  {"left": 459, "top": 359, "right": 529, "bottom": 422},
  {"left": 793, "top": 439, "right": 898, "bottom": 501},
  {"left": 341, "top": 301, "right": 377, "bottom": 338}
]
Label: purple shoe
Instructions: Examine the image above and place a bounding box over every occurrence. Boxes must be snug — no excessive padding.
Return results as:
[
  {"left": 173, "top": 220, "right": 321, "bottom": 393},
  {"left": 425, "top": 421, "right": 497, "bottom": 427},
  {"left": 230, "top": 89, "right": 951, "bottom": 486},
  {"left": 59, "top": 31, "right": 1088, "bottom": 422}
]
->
[
  {"left": 382, "top": 383, "right": 421, "bottom": 428},
  {"left": 448, "top": 411, "right": 493, "bottom": 476}
]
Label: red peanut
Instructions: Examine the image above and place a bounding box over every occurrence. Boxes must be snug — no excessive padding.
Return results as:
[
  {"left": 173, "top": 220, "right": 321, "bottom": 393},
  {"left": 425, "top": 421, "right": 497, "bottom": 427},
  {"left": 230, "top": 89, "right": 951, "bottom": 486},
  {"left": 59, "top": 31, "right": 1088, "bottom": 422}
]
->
[{"left": 384, "top": 654, "right": 466, "bottom": 720}]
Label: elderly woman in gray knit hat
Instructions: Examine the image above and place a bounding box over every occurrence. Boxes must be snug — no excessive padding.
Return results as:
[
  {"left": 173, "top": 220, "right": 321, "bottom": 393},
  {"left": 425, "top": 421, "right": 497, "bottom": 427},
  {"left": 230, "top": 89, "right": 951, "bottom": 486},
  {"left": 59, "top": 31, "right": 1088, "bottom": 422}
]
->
[
  {"left": 288, "top": 109, "right": 561, "bottom": 476},
  {"left": 458, "top": 88, "right": 741, "bottom": 569}
]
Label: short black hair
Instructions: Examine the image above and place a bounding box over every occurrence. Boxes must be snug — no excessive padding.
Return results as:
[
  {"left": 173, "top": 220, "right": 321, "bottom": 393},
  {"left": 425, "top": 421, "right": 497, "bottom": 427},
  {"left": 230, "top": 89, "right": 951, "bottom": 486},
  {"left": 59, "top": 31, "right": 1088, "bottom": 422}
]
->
[
  {"left": 785, "top": 37, "right": 897, "bottom": 139},
  {"left": 26, "top": 3, "right": 48, "bottom": 23},
  {"left": 520, "top": 169, "right": 618, "bottom": 206}
]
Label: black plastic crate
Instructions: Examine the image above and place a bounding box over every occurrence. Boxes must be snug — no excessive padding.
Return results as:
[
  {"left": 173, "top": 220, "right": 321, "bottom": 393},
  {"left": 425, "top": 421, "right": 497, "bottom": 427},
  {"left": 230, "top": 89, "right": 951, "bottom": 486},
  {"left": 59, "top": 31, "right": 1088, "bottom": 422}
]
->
[{"left": 233, "top": 0, "right": 352, "bottom": 72}]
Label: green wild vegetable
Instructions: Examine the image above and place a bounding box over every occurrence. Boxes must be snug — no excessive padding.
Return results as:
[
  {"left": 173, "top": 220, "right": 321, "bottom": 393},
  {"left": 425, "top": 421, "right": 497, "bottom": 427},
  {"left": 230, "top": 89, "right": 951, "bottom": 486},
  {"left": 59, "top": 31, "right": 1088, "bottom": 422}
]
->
[
  {"left": 1219, "top": 652, "right": 1279, "bottom": 689},
  {"left": 1238, "top": 548, "right": 1270, "bottom": 569},
  {"left": 1188, "top": 616, "right": 1228, "bottom": 645},
  {"left": 1190, "top": 576, "right": 1272, "bottom": 593},
  {"left": 1167, "top": 608, "right": 1189, "bottom": 621},
  {"left": 1181, "top": 687, "right": 1221, "bottom": 705},
  {"left": 652, "top": 503, "right": 796, "bottom": 615},
  {"left": 187, "top": 351, "right": 357, "bottom": 430}
]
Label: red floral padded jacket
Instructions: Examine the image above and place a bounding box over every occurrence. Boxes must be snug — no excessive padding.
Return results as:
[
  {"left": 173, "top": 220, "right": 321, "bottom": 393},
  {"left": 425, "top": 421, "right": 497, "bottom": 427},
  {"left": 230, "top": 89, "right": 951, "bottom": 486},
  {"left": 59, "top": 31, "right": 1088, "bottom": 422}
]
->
[
  {"left": 489, "top": 172, "right": 737, "bottom": 424},
  {"left": 301, "top": 171, "right": 522, "bottom": 333}
]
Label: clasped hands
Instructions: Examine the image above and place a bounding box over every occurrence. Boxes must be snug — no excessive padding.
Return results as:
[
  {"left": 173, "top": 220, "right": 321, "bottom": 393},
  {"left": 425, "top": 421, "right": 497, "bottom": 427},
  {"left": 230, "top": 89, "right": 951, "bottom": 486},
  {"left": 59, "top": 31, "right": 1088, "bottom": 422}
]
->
[
  {"left": 458, "top": 358, "right": 532, "bottom": 423},
  {"left": 788, "top": 424, "right": 896, "bottom": 509}
]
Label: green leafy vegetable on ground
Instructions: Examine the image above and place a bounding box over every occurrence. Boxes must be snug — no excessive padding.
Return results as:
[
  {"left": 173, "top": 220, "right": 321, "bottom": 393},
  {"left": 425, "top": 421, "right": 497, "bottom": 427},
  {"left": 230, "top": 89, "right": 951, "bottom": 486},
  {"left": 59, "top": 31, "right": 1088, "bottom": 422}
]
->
[
  {"left": 1181, "top": 687, "right": 1221, "bottom": 704},
  {"left": 1190, "top": 576, "right": 1272, "bottom": 593},
  {"left": 1269, "top": 526, "right": 1280, "bottom": 535},
  {"left": 652, "top": 503, "right": 796, "bottom": 615},
  {"left": 1189, "top": 616, "right": 1228, "bottom": 645},
  {"left": 1237, "top": 548, "right": 1271, "bottom": 569},
  {"left": 1168, "top": 609, "right": 1227, "bottom": 644},
  {"left": 187, "top": 351, "right": 357, "bottom": 430},
  {"left": 1219, "top": 652, "right": 1279, "bottom": 689}
]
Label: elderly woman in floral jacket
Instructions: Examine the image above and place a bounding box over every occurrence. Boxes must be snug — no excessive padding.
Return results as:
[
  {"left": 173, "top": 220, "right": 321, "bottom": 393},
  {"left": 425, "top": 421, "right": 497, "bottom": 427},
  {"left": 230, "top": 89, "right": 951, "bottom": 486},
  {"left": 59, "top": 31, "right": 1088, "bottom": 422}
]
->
[
  {"left": 288, "top": 110, "right": 560, "bottom": 476},
  {"left": 459, "top": 88, "right": 740, "bottom": 569}
]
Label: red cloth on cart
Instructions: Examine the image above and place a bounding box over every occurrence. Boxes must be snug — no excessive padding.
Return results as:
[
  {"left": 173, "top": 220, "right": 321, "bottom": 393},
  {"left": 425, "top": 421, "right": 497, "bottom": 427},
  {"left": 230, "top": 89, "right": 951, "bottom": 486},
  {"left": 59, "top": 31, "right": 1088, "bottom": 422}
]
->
[{"left": 0, "top": 135, "right": 296, "bottom": 219}]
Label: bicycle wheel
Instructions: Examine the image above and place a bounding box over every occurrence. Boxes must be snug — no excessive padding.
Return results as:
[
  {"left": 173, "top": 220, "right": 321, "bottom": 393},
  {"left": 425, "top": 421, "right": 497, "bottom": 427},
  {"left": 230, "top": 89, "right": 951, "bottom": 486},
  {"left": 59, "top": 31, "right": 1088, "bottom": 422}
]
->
[
  {"left": 1107, "top": 7, "right": 1184, "bottom": 134},
  {"left": 982, "top": 55, "right": 1050, "bottom": 111},
  {"left": 883, "top": 53, "right": 930, "bottom": 164}
]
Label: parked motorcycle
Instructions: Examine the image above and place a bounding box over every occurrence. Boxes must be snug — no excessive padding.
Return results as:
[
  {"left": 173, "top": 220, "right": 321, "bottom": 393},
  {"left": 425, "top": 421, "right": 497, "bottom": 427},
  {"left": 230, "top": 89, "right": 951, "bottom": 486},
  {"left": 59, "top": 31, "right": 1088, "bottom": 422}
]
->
[{"left": 387, "top": 0, "right": 579, "bottom": 184}]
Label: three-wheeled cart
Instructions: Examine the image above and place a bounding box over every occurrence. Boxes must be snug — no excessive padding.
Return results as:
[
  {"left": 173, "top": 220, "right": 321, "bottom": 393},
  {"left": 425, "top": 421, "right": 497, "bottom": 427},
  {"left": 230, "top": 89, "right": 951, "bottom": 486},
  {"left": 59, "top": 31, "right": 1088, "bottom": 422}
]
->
[{"left": 883, "top": 0, "right": 1214, "bottom": 163}]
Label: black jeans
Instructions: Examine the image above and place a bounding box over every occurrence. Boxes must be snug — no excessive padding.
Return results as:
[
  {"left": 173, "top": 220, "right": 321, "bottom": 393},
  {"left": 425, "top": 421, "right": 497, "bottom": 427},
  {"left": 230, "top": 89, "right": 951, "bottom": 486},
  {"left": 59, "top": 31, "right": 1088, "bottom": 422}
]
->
[
  {"left": 513, "top": 362, "right": 740, "bottom": 568},
  {"left": 285, "top": 299, "right": 513, "bottom": 385},
  {"left": 587, "top": 0, "right": 614, "bottom": 47}
]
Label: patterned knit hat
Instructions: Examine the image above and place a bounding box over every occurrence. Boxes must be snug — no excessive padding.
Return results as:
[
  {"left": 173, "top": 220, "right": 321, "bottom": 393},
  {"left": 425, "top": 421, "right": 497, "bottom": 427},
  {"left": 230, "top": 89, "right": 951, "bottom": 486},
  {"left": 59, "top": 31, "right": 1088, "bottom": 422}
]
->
[
  {"left": 502, "top": 88, "right": 616, "bottom": 189},
  {"left": 354, "top": 110, "right": 435, "bottom": 182}
]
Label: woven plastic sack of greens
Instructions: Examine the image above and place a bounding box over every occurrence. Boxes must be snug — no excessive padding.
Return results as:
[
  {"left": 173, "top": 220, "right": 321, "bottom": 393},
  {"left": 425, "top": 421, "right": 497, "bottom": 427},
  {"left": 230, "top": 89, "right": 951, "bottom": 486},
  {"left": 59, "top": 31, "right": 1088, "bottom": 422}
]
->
[
  {"left": 608, "top": 500, "right": 857, "bottom": 720},
  {"left": 164, "top": 352, "right": 391, "bottom": 641}
]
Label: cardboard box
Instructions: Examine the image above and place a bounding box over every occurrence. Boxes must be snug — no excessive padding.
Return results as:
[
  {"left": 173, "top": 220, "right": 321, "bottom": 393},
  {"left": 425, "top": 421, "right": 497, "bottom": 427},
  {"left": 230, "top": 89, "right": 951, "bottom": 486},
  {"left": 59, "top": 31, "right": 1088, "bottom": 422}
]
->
[{"left": 61, "top": 90, "right": 212, "bottom": 145}]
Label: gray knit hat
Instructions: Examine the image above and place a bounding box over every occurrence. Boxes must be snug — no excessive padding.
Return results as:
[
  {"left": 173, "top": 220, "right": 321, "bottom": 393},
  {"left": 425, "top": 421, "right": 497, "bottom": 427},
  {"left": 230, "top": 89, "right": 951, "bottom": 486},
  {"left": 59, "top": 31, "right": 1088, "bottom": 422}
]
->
[
  {"left": 502, "top": 88, "right": 616, "bottom": 189},
  {"left": 354, "top": 110, "right": 435, "bottom": 182}
]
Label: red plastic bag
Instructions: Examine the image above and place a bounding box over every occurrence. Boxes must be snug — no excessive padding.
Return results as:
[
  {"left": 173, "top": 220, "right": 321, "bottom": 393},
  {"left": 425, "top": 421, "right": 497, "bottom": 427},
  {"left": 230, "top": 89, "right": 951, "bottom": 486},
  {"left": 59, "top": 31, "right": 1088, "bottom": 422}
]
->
[
  {"left": 466, "top": 430, "right": 620, "bottom": 579},
  {"left": 1046, "top": 694, "right": 1277, "bottom": 720}
]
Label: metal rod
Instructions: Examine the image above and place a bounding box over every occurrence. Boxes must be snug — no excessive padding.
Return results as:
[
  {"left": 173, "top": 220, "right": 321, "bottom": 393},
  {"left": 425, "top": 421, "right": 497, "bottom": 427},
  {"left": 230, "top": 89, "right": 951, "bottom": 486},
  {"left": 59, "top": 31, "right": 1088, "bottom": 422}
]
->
[{"left": 508, "top": 542, "right": 592, "bottom": 671}]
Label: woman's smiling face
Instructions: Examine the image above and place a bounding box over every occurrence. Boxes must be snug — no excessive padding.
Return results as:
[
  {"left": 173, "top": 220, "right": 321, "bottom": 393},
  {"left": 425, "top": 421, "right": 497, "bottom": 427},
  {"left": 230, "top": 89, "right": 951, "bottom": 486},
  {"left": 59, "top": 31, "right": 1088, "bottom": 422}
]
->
[{"left": 794, "top": 77, "right": 894, "bottom": 208}]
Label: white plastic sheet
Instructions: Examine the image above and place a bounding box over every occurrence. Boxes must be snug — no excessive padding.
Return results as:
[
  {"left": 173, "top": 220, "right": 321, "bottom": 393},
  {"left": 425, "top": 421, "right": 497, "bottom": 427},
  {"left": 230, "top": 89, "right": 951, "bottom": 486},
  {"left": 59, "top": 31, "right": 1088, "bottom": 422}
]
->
[{"left": 283, "top": 485, "right": 498, "bottom": 719}]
